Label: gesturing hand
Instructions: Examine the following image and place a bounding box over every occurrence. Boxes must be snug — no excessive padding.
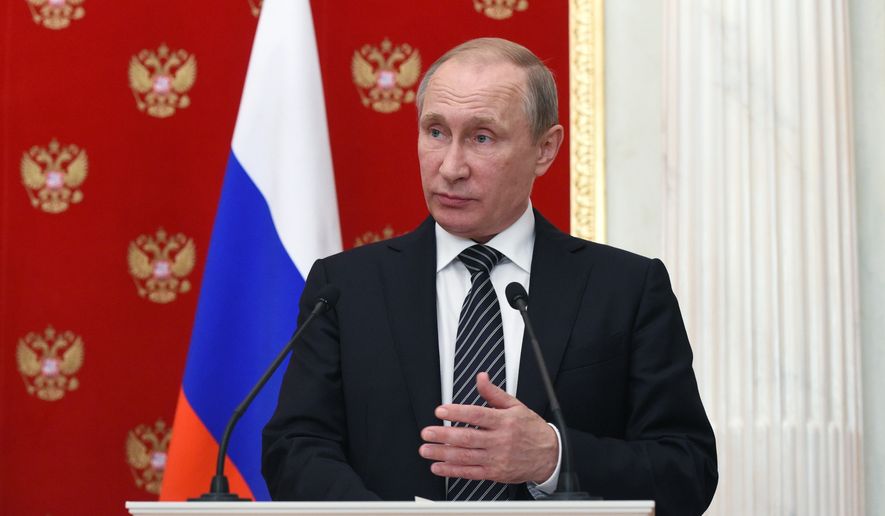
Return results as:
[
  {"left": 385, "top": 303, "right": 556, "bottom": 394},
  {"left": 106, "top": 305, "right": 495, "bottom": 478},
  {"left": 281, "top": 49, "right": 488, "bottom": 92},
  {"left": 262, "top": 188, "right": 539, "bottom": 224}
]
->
[{"left": 418, "top": 372, "right": 558, "bottom": 484}]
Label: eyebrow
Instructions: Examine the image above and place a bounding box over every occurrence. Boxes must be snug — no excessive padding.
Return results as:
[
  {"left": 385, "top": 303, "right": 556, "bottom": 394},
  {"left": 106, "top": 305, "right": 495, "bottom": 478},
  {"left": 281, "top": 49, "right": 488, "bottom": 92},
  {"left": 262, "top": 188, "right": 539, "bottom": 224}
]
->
[
  {"left": 420, "top": 112, "right": 500, "bottom": 127},
  {"left": 420, "top": 112, "right": 446, "bottom": 126}
]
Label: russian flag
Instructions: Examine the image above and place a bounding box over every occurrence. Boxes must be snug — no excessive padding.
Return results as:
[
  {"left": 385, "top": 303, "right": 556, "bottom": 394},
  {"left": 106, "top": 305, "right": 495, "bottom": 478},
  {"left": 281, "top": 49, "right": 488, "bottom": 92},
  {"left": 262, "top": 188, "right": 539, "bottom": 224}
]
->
[{"left": 160, "top": 0, "right": 340, "bottom": 501}]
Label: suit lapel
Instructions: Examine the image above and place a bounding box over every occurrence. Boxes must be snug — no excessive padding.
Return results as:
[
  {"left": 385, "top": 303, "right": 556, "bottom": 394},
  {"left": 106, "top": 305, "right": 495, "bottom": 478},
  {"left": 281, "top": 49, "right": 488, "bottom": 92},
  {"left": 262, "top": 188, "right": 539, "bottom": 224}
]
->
[
  {"left": 381, "top": 217, "right": 443, "bottom": 433},
  {"left": 516, "top": 212, "right": 594, "bottom": 418}
]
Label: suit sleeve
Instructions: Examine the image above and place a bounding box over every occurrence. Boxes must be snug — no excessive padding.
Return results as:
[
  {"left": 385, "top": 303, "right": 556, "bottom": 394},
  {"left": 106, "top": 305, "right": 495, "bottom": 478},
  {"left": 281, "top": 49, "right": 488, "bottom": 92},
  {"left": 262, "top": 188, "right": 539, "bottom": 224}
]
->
[
  {"left": 566, "top": 258, "right": 718, "bottom": 516},
  {"left": 261, "top": 259, "right": 381, "bottom": 501}
]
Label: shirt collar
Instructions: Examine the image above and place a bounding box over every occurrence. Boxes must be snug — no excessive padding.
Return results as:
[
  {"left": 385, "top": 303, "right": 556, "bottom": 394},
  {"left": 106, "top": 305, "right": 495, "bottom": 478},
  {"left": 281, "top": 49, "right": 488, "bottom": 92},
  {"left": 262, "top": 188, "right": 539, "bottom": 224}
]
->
[{"left": 435, "top": 202, "right": 535, "bottom": 273}]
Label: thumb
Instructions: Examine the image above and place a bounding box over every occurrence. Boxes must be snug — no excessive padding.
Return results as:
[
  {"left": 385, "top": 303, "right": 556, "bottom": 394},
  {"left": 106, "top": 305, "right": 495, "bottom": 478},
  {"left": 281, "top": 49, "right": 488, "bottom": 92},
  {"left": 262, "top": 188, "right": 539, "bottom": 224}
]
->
[{"left": 476, "top": 372, "right": 520, "bottom": 409}]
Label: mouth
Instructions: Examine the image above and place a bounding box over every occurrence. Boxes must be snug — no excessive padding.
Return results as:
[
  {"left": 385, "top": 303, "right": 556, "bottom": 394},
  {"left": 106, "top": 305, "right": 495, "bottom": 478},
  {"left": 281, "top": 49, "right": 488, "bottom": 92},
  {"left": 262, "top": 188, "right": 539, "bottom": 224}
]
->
[{"left": 434, "top": 193, "right": 473, "bottom": 207}]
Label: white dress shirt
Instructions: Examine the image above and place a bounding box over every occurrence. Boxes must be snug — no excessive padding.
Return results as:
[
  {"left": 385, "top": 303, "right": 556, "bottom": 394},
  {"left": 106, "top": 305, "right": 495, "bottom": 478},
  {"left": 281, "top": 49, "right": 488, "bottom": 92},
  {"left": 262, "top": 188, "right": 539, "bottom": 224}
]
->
[{"left": 434, "top": 203, "right": 561, "bottom": 495}]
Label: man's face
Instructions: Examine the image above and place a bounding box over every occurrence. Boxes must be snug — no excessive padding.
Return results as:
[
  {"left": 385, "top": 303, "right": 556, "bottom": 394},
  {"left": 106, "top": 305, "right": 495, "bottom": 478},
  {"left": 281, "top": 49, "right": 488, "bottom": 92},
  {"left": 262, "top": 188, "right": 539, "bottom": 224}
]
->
[{"left": 417, "top": 57, "right": 562, "bottom": 242}]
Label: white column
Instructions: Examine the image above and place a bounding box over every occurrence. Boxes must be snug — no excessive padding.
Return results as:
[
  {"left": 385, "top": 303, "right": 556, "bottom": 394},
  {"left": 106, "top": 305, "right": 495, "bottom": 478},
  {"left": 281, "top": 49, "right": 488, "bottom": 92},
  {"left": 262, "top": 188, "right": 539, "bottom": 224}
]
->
[{"left": 662, "top": 1, "right": 864, "bottom": 514}]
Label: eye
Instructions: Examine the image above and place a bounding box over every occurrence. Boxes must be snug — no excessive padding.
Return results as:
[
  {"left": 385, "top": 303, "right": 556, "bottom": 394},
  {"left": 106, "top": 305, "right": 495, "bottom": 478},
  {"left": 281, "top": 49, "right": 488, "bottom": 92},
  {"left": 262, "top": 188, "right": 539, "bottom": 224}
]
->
[
  {"left": 475, "top": 134, "right": 491, "bottom": 144},
  {"left": 429, "top": 128, "right": 443, "bottom": 139}
]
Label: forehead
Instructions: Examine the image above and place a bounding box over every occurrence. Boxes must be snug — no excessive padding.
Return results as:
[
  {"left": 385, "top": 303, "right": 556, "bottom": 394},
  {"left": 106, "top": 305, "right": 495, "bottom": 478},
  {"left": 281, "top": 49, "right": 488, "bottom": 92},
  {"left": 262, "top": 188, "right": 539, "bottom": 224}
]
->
[{"left": 420, "top": 57, "right": 528, "bottom": 121}]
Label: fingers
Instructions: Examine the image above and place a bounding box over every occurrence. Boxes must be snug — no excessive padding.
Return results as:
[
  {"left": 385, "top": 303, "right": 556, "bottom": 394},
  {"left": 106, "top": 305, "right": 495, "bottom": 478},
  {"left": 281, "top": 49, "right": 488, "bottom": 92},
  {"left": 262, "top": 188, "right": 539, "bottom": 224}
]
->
[
  {"left": 435, "top": 404, "right": 497, "bottom": 428},
  {"left": 421, "top": 425, "right": 485, "bottom": 446},
  {"left": 434, "top": 373, "right": 523, "bottom": 428},
  {"left": 418, "top": 373, "right": 548, "bottom": 484},
  {"left": 476, "top": 372, "right": 520, "bottom": 409},
  {"left": 419, "top": 442, "right": 497, "bottom": 481},
  {"left": 419, "top": 442, "right": 485, "bottom": 465},
  {"left": 429, "top": 463, "right": 488, "bottom": 481}
]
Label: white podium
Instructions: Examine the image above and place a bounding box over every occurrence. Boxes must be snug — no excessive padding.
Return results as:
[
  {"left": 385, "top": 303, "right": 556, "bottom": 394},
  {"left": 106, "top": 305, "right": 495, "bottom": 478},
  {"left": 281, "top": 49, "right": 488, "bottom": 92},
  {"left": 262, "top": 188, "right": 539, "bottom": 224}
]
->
[{"left": 126, "top": 501, "right": 654, "bottom": 516}]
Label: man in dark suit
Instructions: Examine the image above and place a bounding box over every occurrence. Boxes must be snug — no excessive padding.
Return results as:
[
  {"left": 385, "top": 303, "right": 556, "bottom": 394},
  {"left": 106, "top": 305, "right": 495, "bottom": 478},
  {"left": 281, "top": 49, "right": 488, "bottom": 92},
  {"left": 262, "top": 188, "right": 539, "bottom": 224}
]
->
[{"left": 262, "top": 38, "right": 717, "bottom": 515}]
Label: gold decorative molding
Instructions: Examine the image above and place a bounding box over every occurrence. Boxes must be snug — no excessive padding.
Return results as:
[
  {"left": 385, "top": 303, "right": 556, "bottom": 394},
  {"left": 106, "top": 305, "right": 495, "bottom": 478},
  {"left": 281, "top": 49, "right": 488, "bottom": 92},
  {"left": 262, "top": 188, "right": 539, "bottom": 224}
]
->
[{"left": 569, "top": 0, "right": 606, "bottom": 242}]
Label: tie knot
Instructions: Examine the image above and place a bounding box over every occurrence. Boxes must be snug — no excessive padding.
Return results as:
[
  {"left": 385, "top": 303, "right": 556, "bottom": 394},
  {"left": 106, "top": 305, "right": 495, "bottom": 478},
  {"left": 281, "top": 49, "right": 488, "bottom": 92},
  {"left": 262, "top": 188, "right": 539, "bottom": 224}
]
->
[{"left": 458, "top": 244, "right": 504, "bottom": 277}]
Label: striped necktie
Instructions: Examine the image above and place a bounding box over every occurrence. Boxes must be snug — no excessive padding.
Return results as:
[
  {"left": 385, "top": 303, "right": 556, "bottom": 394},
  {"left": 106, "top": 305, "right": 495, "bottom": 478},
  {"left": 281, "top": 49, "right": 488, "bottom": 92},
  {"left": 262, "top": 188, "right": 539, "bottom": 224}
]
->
[{"left": 447, "top": 244, "right": 510, "bottom": 501}]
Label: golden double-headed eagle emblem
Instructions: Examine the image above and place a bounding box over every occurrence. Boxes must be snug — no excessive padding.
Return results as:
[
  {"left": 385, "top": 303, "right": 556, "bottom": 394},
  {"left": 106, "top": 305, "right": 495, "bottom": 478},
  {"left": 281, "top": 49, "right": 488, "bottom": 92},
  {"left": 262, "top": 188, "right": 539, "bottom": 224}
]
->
[
  {"left": 354, "top": 225, "right": 396, "bottom": 248},
  {"left": 17, "top": 326, "right": 84, "bottom": 402},
  {"left": 129, "top": 44, "right": 197, "bottom": 118},
  {"left": 21, "top": 139, "right": 88, "bottom": 214},
  {"left": 26, "top": 0, "right": 85, "bottom": 30},
  {"left": 126, "top": 418, "right": 171, "bottom": 495},
  {"left": 128, "top": 228, "right": 196, "bottom": 303},
  {"left": 352, "top": 38, "right": 421, "bottom": 114},
  {"left": 474, "top": 0, "right": 529, "bottom": 19}
]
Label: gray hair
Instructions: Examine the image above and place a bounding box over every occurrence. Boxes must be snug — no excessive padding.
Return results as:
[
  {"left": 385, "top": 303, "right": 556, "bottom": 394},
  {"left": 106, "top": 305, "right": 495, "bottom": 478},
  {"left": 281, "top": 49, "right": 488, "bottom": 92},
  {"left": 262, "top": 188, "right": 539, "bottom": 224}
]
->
[{"left": 415, "top": 37, "right": 559, "bottom": 142}]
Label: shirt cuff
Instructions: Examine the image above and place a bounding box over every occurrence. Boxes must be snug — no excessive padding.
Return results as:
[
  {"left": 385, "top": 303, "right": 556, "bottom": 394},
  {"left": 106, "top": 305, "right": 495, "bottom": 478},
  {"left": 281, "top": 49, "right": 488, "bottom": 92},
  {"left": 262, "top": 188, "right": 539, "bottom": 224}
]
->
[{"left": 526, "top": 422, "right": 562, "bottom": 497}]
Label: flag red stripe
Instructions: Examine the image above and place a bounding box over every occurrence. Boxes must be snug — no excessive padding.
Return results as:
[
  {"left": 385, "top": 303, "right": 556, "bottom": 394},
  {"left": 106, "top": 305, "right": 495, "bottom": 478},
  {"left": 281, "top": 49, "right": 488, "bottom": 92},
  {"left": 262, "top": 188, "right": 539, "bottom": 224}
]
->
[{"left": 160, "top": 389, "right": 254, "bottom": 501}]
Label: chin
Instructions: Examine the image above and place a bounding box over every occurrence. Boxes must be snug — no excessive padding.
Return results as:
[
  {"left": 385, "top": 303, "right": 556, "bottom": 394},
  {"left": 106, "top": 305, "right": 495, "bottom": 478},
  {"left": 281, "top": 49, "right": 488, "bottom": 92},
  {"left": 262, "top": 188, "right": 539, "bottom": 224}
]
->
[{"left": 432, "top": 211, "right": 481, "bottom": 239}]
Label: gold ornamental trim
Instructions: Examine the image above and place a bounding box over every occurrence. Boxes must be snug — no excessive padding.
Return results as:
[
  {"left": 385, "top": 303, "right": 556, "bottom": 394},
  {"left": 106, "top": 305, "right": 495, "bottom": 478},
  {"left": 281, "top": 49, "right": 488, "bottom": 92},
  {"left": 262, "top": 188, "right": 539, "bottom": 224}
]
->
[
  {"left": 17, "top": 325, "right": 84, "bottom": 401},
  {"left": 128, "top": 44, "right": 197, "bottom": 118},
  {"left": 126, "top": 418, "right": 171, "bottom": 495},
  {"left": 474, "top": 0, "right": 528, "bottom": 20},
  {"left": 569, "top": 0, "right": 606, "bottom": 242},
  {"left": 26, "top": 0, "right": 85, "bottom": 30},
  {"left": 128, "top": 228, "right": 196, "bottom": 303},
  {"left": 21, "top": 138, "right": 88, "bottom": 214},
  {"left": 352, "top": 38, "right": 421, "bottom": 114}
]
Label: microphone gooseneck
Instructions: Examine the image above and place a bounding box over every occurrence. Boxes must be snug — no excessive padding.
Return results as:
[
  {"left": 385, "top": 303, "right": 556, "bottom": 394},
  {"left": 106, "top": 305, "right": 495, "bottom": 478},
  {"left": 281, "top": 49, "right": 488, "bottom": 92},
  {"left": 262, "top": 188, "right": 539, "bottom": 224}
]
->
[
  {"left": 191, "top": 284, "right": 341, "bottom": 502},
  {"left": 505, "top": 282, "right": 596, "bottom": 501}
]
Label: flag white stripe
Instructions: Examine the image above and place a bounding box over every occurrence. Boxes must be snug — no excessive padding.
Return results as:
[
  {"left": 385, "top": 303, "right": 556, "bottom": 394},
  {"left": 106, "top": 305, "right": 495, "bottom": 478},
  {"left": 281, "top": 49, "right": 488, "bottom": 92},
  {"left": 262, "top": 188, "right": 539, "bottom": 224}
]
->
[{"left": 231, "top": 0, "right": 341, "bottom": 273}]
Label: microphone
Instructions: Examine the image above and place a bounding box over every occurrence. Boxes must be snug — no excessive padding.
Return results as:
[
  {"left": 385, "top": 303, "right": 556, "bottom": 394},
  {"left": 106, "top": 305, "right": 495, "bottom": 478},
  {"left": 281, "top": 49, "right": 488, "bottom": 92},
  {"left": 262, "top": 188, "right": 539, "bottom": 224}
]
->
[
  {"left": 191, "top": 284, "right": 341, "bottom": 501},
  {"left": 505, "top": 282, "right": 596, "bottom": 501}
]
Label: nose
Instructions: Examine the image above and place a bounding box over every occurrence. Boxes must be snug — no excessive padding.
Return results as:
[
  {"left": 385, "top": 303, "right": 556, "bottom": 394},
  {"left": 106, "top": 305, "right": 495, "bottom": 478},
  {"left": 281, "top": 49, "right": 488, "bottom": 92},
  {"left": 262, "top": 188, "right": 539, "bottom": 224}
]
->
[{"left": 438, "top": 141, "right": 469, "bottom": 182}]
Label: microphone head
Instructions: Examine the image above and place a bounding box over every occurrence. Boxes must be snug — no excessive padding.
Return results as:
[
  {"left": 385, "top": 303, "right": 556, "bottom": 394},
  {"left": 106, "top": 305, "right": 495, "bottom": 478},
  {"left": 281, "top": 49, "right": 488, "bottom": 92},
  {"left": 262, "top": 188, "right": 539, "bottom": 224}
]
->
[
  {"left": 505, "top": 282, "right": 528, "bottom": 310},
  {"left": 315, "top": 285, "right": 340, "bottom": 312}
]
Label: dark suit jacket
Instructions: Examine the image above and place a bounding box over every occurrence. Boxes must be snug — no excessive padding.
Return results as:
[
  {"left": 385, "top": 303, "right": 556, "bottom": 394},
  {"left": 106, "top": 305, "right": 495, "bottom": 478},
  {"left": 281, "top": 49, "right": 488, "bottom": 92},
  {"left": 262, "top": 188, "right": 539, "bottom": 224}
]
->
[{"left": 262, "top": 211, "right": 718, "bottom": 515}]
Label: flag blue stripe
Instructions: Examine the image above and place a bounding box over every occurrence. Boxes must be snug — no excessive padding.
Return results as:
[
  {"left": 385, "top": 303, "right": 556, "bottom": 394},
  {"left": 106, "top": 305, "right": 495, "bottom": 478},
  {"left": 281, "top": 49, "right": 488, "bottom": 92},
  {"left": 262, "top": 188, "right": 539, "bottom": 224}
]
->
[{"left": 182, "top": 151, "right": 305, "bottom": 500}]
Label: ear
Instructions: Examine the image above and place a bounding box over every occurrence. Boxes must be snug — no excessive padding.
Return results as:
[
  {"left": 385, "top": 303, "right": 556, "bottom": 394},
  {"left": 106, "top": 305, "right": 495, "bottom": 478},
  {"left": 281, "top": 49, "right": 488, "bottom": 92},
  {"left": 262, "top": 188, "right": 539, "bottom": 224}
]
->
[{"left": 534, "top": 124, "right": 565, "bottom": 178}]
